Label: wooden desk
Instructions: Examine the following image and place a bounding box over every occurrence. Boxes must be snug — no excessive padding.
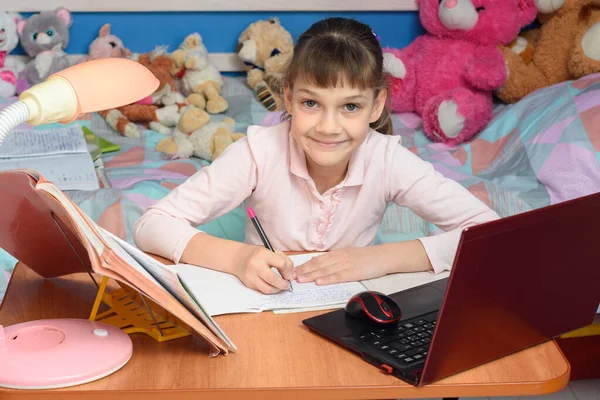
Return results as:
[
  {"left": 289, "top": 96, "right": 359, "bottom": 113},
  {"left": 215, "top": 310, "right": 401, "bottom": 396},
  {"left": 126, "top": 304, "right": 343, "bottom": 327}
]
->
[{"left": 0, "top": 261, "right": 570, "bottom": 399}]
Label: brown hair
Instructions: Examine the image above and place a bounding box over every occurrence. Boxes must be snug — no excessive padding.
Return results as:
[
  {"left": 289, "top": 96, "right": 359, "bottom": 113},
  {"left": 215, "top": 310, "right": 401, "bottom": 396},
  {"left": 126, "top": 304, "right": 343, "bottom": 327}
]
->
[{"left": 281, "top": 17, "right": 393, "bottom": 135}]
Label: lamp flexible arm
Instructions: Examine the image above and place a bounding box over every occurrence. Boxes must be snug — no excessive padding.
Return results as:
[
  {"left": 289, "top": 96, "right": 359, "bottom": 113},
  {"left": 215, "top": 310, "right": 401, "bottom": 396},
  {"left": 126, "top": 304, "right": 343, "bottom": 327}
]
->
[{"left": 0, "top": 102, "right": 29, "bottom": 146}]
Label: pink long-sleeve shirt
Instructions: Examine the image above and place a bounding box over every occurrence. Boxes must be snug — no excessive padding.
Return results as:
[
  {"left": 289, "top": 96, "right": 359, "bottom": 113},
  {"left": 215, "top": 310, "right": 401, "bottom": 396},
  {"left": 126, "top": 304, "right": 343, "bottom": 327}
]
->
[{"left": 133, "top": 121, "right": 500, "bottom": 274}]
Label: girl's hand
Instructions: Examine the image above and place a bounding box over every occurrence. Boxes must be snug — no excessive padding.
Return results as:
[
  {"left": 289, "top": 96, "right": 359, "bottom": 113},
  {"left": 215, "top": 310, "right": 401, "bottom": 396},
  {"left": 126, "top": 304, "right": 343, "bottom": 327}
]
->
[
  {"left": 293, "top": 247, "right": 388, "bottom": 285},
  {"left": 235, "top": 245, "right": 294, "bottom": 294}
]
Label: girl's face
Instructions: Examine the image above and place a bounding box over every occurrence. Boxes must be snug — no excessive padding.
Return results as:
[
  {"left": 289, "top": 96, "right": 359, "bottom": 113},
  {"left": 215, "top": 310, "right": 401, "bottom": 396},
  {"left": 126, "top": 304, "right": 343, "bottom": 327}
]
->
[{"left": 284, "top": 80, "right": 386, "bottom": 173}]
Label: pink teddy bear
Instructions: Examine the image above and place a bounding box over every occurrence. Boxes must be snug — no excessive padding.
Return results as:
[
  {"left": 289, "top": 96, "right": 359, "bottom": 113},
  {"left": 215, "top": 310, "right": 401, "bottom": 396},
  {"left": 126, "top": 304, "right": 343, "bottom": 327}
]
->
[{"left": 383, "top": 0, "right": 537, "bottom": 145}]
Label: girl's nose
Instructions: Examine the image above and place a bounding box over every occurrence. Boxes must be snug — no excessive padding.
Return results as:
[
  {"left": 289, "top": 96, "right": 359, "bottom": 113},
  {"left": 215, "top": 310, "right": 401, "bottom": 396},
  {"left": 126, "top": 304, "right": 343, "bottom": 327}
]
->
[{"left": 444, "top": 0, "right": 458, "bottom": 9}]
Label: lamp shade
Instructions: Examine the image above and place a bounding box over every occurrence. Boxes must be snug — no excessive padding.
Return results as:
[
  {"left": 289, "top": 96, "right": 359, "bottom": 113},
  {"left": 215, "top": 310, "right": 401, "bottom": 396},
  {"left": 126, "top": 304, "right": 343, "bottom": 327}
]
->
[{"left": 51, "top": 58, "right": 160, "bottom": 123}]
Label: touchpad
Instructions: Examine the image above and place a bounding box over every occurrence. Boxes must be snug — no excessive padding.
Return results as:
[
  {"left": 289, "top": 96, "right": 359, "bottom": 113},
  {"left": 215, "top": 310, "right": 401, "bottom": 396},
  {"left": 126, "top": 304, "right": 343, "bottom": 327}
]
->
[{"left": 389, "top": 286, "right": 445, "bottom": 321}]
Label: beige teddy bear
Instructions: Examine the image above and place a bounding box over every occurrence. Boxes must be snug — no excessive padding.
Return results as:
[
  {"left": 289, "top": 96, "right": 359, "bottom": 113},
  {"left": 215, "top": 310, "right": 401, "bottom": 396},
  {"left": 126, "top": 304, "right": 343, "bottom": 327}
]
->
[
  {"left": 156, "top": 107, "right": 245, "bottom": 161},
  {"left": 171, "top": 33, "right": 229, "bottom": 114},
  {"left": 236, "top": 18, "right": 293, "bottom": 111}
]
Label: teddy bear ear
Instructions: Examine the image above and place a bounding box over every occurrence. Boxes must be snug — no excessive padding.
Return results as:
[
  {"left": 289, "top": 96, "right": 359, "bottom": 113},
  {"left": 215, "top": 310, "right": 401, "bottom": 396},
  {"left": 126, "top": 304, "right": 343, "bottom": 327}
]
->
[
  {"left": 517, "top": 0, "right": 537, "bottom": 27},
  {"left": 268, "top": 17, "right": 280, "bottom": 25},
  {"left": 17, "top": 19, "right": 27, "bottom": 36},
  {"left": 55, "top": 7, "right": 72, "bottom": 27}
]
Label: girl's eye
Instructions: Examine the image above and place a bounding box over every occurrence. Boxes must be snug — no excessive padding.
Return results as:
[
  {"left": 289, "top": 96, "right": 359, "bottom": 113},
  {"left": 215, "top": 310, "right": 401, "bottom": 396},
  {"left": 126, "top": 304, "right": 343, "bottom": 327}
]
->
[
  {"left": 344, "top": 104, "right": 359, "bottom": 112},
  {"left": 32, "top": 32, "right": 38, "bottom": 40},
  {"left": 303, "top": 100, "right": 317, "bottom": 108},
  {"left": 46, "top": 29, "right": 55, "bottom": 37}
]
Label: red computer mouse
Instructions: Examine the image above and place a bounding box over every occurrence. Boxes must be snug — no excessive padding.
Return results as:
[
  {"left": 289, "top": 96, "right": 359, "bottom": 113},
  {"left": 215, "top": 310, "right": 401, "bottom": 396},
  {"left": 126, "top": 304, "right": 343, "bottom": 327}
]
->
[{"left": 345, "top": 291, "right": 402, "bottom": 324}]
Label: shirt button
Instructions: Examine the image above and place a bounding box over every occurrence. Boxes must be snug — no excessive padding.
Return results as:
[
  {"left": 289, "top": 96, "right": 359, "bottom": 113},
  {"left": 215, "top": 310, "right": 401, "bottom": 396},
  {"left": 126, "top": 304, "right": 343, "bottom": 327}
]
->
[{"left": 319, "top": 202, "right": 325, "bottom": 209}]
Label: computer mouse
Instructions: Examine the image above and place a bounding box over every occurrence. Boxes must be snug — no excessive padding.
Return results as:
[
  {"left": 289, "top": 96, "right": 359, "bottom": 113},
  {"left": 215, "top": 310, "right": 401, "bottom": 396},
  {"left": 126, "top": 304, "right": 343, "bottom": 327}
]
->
[{"left": 345, "top": 291, "right": 402, "bottom": 325}]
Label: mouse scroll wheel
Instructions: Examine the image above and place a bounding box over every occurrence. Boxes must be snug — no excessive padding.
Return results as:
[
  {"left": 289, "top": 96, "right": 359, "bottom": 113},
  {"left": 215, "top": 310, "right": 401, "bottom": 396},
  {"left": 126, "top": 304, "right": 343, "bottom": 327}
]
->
[{"left": 381, "top": 302, "right": 390, "bottom": 312}]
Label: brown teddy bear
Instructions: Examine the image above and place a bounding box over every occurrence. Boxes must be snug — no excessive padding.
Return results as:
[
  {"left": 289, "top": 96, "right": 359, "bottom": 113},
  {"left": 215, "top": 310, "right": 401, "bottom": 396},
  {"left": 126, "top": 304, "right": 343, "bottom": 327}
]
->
[
  {"left": 236, "top": 18, "right": 293, "bottom": 111},
  {"left": 156, "top": 107, "right": 245, "bottom": 161},
  {"left": 497, "top": 0, "right": 600, "bottom": 104},
  {"left": 99, "top": 47, "right": 186, "bottom": 138}
]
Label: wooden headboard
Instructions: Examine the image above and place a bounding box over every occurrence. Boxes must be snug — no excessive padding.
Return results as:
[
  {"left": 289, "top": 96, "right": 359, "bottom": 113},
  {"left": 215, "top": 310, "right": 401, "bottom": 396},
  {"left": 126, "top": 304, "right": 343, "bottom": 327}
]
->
[{"left": 7, "top": 1, "right": 420, "bottom": 72}]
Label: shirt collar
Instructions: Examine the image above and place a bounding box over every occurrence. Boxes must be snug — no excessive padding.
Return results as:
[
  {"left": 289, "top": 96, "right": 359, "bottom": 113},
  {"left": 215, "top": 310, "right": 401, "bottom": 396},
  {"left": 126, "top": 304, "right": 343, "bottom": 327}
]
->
[{"left": 288, "top": 129, "right": 367, "bottom": 187}]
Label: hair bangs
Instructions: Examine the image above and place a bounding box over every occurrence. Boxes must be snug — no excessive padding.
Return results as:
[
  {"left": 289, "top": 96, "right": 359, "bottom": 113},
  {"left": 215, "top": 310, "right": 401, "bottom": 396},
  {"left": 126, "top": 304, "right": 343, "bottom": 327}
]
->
[{"left": 286, "top": 36, "right": 377, "bottom": 90}]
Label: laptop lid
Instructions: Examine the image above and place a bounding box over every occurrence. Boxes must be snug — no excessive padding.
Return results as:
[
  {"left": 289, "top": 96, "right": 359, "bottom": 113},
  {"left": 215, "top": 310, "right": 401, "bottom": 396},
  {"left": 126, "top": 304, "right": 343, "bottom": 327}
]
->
[{"left": 420, "top": 191, "right": 600, "bottom": 385}]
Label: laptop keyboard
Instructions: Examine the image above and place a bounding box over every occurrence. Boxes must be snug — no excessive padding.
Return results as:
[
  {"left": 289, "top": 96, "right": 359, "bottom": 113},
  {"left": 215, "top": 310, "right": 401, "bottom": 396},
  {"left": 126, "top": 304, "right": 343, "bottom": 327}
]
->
[{"left": 355, "top": 312, "right": 438, "bottom": 366}]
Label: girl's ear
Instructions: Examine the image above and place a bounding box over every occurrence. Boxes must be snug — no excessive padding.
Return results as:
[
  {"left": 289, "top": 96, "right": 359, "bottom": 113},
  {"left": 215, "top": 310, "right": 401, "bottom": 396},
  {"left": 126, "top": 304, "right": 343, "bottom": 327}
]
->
[
  {"left": 369, "top": 89, "right": 387, "bottom": 123},
  {"left": 283, "top": 86, "right": 293, "bottom": 115}
]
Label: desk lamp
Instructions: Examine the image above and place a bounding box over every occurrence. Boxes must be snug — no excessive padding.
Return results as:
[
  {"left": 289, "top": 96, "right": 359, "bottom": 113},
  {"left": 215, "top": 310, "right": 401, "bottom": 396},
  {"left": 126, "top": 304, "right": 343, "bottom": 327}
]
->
[{"left": 0, "top": 58, "right": 159, "bottom": 390}]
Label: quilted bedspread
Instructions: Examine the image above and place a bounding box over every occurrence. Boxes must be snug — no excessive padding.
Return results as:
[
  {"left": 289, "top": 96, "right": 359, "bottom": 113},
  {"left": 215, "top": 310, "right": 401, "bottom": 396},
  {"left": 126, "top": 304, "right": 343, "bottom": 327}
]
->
[{"left": 1, "top": 74, "right": 600, "bottom": 303}]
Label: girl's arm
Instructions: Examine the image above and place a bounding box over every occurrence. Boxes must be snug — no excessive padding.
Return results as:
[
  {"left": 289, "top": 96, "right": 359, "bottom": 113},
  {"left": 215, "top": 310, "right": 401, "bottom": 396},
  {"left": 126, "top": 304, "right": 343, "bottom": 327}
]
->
[
  {"left": 133, "top": 135, "right": 293, "bottom": 293},
  {"left": 386, "top": 144, "right": 500, "bottom": 274}
]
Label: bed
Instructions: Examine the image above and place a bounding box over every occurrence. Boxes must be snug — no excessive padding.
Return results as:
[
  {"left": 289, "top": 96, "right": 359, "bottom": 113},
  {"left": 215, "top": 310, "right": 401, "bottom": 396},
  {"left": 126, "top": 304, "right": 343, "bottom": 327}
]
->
[{"left": 1, "top": 2, "right": 600, "bottom": 314}]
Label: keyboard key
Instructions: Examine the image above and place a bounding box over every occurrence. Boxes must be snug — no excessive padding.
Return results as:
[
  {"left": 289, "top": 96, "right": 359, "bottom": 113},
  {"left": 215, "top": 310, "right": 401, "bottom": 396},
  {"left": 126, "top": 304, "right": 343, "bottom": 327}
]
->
[
  {"left": 403, "top": 323, "right": 416, "bottom": 329},
  {"left": 413, "top": 327, "right": 425, "bottom": 333},
  {"left": 422, "top": 338, "right": 431, "bottom": 344},
  {"left": 380, "top": 345, "right": 391, "bottom": 352},
  {"left": 370, "top": 340, "right": 383, "bottom": 348},
  {"left": 399, "top": 339, "right": 410, "bottom": 345},
  {"left": 388, "top": 349, "right": 399, "bottom": 356},
  {"left": 403, "top": 357, "right": 415, "bottom": 363},
  {"left": 424, "top": 323, "right": 435, "bottom": 329},
  {"left": 417, "top": 332, "right": 429, "bottom": 339},
  {"left": 414, "top": 354, "right": 424, "bottom": 360},
  {"left": 415, "top": 319, "right": 427, "bottom": 325},
  {"left": 390, "top": 342, "right": 412, "bottom": 352},
  {"left": 407, "top": 335, "right": 419, "bottom": 341},
  {"left": 394, "top": 353, "right": 407, "bottom": 359},
  {"left": 410, "top": 340, "right": 424, "bottom": 347}
]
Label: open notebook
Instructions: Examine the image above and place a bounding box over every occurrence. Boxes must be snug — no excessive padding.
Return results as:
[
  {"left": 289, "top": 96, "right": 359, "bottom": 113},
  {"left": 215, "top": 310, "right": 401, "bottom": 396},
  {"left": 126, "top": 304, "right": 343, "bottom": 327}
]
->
[{"left": 0, "top": 126, "right": 99, "bottom": 191}]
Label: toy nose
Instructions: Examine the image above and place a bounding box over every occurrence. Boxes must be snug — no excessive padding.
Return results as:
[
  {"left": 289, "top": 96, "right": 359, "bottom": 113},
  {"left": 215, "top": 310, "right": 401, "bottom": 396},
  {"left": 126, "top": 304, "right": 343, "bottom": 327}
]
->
[{"left": 444, "top": 0, "right": 458, "bottom": 8}]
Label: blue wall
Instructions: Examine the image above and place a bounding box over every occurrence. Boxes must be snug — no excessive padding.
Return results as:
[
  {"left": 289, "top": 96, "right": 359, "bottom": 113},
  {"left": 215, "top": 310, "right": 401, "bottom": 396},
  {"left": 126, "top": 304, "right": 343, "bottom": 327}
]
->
[{"left": 13, "top": 11, "right": 423, "bottom": 57}]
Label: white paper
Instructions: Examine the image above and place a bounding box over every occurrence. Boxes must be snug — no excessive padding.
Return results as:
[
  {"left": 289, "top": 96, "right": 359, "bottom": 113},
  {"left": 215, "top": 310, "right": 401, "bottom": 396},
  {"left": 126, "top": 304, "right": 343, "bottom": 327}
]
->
[
  {"left": 173, "top": 252, "right": 367, "bottom": 316},
  {"left": 362, "top": 270, "right": 451, "bottom": 295},
  {"left": 0, "top": 126, "right": 89, "bottom": 158},
  {"left": 0, "top": 125, "right": 99, "bottom": 191}
]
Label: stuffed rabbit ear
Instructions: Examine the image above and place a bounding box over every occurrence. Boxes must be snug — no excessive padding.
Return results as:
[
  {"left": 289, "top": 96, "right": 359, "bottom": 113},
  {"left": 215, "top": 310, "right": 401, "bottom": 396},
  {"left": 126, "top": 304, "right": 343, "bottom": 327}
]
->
[{"left": 99, "top": 23, "right": 111, "bottom": 37}]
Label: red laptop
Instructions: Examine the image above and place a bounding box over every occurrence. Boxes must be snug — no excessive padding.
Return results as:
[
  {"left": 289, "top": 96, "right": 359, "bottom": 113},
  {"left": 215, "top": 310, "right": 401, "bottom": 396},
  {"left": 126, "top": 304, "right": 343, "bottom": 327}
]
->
[{"left": 303, "top": 191, "right": 600, "bottom": 386}]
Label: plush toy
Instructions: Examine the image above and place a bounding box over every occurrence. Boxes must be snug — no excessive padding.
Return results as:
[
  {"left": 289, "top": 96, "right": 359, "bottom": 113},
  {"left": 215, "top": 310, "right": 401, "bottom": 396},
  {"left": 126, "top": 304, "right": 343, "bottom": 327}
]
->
[
  {"left": 87, "top": 23, "right": 131, "bottom": 60},
  {"left": 497, "top": 0, "right": 600, "bottom": 104},
  {"left": 236, "top": 18, "right": 293, "bottom": 111},
  {"left": 383, "top": 0, "right": 537, "bottom": 145},
  {"left": 16, "top": 7, "right": 72, "bottom": 93},
  {"left": 0, "top": 12, "right": 24, "bottom": 97},
  {"left": 170, "top": 33, "right": 228, "bottom": 114},
  {"left": 98, "top": 48, "right": 186, "bottom": 138},
  {"left": 156, "top": 107, "right": 245, "bottom": 161}
]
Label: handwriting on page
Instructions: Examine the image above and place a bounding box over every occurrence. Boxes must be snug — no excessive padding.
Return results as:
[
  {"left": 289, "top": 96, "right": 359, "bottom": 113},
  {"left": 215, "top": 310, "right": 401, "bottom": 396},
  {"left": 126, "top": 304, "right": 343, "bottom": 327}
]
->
[
  {"left": 259, "top": 280, "right": 364, "bottom": 309},
  {"left": 0, "top": 126, "right": 88, "bottom": 158}
]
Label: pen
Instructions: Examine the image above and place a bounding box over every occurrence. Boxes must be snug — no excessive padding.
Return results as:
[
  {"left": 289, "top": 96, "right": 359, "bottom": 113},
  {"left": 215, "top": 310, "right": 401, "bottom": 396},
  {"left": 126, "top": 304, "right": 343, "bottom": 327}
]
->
[{"left": 246, "top": 207, "right": 293, "bottom": 293}]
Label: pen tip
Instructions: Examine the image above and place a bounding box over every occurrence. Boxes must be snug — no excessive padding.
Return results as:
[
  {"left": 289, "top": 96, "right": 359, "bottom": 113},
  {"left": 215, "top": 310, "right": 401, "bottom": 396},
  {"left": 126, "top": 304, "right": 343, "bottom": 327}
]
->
[{"left": 246, "top": 207, "right": 256, "bottom": 219}]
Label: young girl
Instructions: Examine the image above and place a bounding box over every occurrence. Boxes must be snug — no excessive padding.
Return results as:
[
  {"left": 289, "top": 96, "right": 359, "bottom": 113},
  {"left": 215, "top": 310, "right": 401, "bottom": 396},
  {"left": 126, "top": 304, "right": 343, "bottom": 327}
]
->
[{"left": 134, "top": 17, "right": 499, "bottom": 294}]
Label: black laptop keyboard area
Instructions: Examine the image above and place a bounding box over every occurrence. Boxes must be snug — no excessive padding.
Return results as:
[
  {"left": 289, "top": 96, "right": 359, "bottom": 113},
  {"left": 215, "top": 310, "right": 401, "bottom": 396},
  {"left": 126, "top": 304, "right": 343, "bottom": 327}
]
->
[{"left": 354, "top": 312, "right": 438, "bottom": 367}]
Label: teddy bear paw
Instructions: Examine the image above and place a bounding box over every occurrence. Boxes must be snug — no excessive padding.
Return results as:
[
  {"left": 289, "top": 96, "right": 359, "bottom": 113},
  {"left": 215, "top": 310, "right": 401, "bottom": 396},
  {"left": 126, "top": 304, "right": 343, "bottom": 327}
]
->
[
  {"left": 206, "top": 98, "right": 229, "bottom": 114},
  {"left": 535, "top": 0, "right": 565, "bottom": 14},
  {"left": 383, "top": 52, "right": 406, "bottom": 79},
  {"left": 582, "top": 22, "right": 600, "bottom": 61},
  {"left": 156, "top": 137, "right": 180, "bottom": 157},
  {"left": 437, "top": 100, "right": 465, "bottom": 139}
]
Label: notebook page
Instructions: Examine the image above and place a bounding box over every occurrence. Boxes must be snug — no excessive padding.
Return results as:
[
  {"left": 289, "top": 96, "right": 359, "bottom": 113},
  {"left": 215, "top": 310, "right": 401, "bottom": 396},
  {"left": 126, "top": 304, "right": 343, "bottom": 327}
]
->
[
  {"left": 173, "top": 253, "right": 366, "bottom": 316},
  {"left": 0, "top": 126, "right": 88, "bottom": 158},
  {"left": 0, "top": 153, "right": 100, "bottom": 191},
  {"left": 362, "top": 270, "right": 451, "bottom": 295}
]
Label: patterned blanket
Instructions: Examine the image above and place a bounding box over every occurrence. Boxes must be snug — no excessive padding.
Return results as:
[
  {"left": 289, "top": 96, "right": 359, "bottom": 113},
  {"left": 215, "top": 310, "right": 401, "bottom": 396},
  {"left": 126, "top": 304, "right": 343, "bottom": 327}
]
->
[{"left": 1, "top": 74, "right": 600, "bottom": 304}]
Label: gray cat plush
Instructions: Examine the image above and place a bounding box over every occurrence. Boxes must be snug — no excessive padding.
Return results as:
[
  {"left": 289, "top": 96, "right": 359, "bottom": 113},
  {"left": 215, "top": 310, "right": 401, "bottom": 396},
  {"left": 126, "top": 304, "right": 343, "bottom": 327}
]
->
[{"left": 16, "top": 7, "right": 72, "bottom": 92}]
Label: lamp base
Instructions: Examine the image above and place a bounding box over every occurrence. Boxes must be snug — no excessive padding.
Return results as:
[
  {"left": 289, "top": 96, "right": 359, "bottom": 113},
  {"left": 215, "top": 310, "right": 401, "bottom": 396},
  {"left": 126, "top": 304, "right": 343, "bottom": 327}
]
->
[{"left": 0, "top": 318, "right": 132, "bottom": 389}]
